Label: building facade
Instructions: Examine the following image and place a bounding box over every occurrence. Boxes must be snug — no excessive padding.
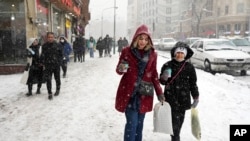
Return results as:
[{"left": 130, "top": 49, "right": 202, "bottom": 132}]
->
[
  {"left": 0, "top": 0, "right": 90, "bottom": 74},
  {"left": 127, "top": 0, "right": 250, "bottom": 40}
]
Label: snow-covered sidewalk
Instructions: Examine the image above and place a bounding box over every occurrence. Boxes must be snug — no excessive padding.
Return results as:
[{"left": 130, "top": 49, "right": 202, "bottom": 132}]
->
[{"left": 0, "top": 52, "right": 250, "bottom": 141}]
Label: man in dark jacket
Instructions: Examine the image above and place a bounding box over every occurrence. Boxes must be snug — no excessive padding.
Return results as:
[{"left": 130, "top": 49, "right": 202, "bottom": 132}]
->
[
  {"left": 41, "top": 32, "right": 63, "bottom": 100},
  {"left": 103, "top": 34, "right": 112, "bottom": 57}
]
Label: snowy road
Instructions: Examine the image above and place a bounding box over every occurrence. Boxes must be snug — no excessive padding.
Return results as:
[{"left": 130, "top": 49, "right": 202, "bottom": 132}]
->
[{"left": 0, "top": 52, "right": 250, "bottom": 141}]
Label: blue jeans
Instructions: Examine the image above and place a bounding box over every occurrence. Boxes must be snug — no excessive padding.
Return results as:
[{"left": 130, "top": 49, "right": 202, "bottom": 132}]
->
[
  {"left": 89, "top": 48, "right": 94, "bottom": 58},
  {"left": 124, "top": 107, "right": 145, "bottom": 141}
]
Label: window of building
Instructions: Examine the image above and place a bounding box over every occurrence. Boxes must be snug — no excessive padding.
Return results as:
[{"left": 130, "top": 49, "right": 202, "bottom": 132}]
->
[
  {"left": 234, "top": 23, "right": 241, "bottom": 31},
  {"left": 52, "top": 7, "right": 61, "bottom": 37},
  {"left": 226, "top": 24, "right": 231, "bottom": 32},
  {"left": 166, "top": 0, "right": 171, "bottom": 3},
  {"left": 237, "top": 3, "right": 244, "bottom": 13},
  {"left": 246, "top": 23, "right": 249, "bottom": 31},
  {"left": 0, "top": 0, "right": 26, "bottom": 64},
  {"left": 225, "top": 5, "right": 229, "bottom": 15},
  {"left": 36, "top": 0, "right": 49, "bottom": 45},
  {"left": 166, "top": 8, "right": 171, "bottom": 14}
]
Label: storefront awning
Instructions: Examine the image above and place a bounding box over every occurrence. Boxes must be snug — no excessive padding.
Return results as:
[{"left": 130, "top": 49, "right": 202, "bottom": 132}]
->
[{"left": 50, "top": 0, "right": 81, "bottom": 17}]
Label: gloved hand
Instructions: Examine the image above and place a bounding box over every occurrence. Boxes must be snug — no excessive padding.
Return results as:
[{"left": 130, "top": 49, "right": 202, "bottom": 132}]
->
[
  {"left": 157, "top": 94, "right": 165, "bottom": 102},
  {"left": 192, "top": 99, "right": 199, "bottom": 108}
]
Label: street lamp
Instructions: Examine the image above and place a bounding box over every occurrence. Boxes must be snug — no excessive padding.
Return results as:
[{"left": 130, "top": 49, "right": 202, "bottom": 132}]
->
[
  {"left": 113, "top": 0, "right": 117, "bottom": 55},
  {"left": 203, "top": 8, "right": 218, "bottom": 38},
  {"left": 101, "top": 6, "right": 118, "bottom": 37}
]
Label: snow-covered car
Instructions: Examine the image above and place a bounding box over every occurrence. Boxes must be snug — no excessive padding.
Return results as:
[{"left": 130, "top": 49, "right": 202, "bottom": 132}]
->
[
  {"left": 244, "top": 36, "right": 250, "bottom": 42},
  {"left": 158, "top": 38, "right": 177, "bottom": 50},
  {"left": 189, "top": 38, "right": 250, "bottom": 75},
  {"left": 228, "top": 37, "right": 250, "bottom": 55},
  {"left": 184, "top": 37, "right": 202, "bottom": 45},
  {"left": 152, "top": 38, "right": 160, "bottom": 49}
]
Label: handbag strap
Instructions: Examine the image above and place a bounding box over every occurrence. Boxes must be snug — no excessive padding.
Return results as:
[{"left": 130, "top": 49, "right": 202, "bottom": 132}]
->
[{"left": 165, "top": 61, "right": 186, "bottom": 88}]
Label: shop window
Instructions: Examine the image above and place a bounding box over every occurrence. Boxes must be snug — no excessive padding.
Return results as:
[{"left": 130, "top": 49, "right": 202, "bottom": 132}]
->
[
  {"left": 36, "top": 0, "right": 49, "bottom": 45},
  {"left": 52, "top": 8, "right": 61, "bottom": 38},
  {"left": 0, "top": 0, "right": 26, "bottom": 64}
]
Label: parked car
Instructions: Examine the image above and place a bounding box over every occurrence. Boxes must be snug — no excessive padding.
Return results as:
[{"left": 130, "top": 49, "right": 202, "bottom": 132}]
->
[
  {"left": 189, "top": 38, "right": 250, "bottom": 75},
  {"left": 184, "top": 37, "right": 202, "bottom": 45},
  {"left": 244, "top": 36, "right": 250, "bottom": 42},
  {"left": 227, "top": 37, "right": 250, "bottom": 55},
  {"left": 152, "top": 38, "right": 160, "bottom": 49},
  {"left": 158, "top": 38, "right": 177, "bottom": 50}
]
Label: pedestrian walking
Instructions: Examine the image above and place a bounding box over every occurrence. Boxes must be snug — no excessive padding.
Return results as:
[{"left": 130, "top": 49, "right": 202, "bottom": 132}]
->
[
  {"left": 87, "top": 36, "right": 96, "bottom": 58},
  {"left": 59, "top": 35, "right": 72, "bottom": 78},
  {"left": 159, "top": 41, "right": 200, "bottom": 141},
  {"left": 96, "top": 36, "right": 105, "bottom": 58},
  {"left": 103, "top": 34, "right": 112, "bottom": 57},
  {"left": 41, "top": 32, "right": 63, "bottom": 100},
  {"left": 117, "top": 37, "right": 123, "bottom": 56},
  {"left": 115, "top": 24, "right": 165, "bottom": 141},
  {"left": 26, "top": 38, "right": 44, "bottom": 96},
  {"left": 122, "top": 37, "right": 129, "bottom": 48}
]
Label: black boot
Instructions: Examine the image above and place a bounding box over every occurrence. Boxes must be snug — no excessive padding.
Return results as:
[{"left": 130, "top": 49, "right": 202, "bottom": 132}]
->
[
  {"left": 54, "top": 90, "right": 60, "bottom": 96},
  {"left": 171, "top": 135, "right": 180, "bottom": 141},
  {"left": 36, "top": 88, "right": 41, "bottom": 94},
  {"left": 48, "top": 91, "right": 53, "bottom": 100},
  {"left": 26, "top": 85, "right": 32, "bottom": 96},
  {"left": 26, "top": 91, "right": 32, "bottom": 97}
]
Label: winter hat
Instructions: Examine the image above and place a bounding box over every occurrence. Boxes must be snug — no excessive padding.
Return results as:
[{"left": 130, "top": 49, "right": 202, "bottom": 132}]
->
[
  {"left": 27, "top": 38, "right": 37, "bottom": 48},
  {"left": 174, "top": 47, "right": 187, "bottom": 57}
]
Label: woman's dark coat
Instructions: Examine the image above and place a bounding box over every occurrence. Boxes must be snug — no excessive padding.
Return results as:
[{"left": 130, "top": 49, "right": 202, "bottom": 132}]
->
[{"left": 159, "top": 46, "right": 199, "bottom": 110}]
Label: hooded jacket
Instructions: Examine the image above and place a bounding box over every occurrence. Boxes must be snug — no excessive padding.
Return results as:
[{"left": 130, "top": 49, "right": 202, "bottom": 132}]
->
[
  {"left": 59, "top": 36, "right": 72, "bottom": 62},
  {"left": 115, "top": 24, "right": 163, "bottom": 113},
  {"left": 160, "top": 42, "right": 199, "bottom": 110}
]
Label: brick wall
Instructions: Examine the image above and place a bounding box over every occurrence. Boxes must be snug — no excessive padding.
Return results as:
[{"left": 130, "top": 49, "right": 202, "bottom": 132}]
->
[{"left": 0, "top": 65, "right": 26, "bottom": 74}]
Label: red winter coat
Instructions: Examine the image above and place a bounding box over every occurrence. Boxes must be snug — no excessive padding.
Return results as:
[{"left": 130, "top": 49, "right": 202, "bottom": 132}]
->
[{"left": 115, "top": 24, "right": 163, "bottom": 113}]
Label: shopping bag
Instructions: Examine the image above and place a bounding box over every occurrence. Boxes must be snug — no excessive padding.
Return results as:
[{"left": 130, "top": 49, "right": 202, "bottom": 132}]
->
[
  {"left": 191, "top": 108, "right": 201, "bottom": 140},
  {"left": 20, "top": 70, "right": 29, "bottom": 84},
  {"left": 153, "top": 101, "right": 173, "bottom": 135}
]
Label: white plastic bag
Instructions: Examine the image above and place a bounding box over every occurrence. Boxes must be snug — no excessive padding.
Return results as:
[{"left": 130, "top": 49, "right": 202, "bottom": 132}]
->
[
  {"left": 191, "top": 108, "right": 201, "bottom": 140},
  {"left": 153, "top": 101, "right": 173, "bottom": 135},
  {"left": 20, "top": 70, "right": 29, "bottom": 84},
  {"left": 20, "top": 58, "right": 32, "bottom": 85}
]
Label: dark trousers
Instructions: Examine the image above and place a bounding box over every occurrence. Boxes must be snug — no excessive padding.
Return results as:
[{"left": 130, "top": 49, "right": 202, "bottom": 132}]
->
[
  {"left": 45, "top": 65, "right": 61, "bottom": 94},
  {"left": 74, "top": 51, "right": 78, "bottom": 62},
  {"left": 171, "top": 109, "right": 186, "bottom": 141},
  {"left": 61, "top": 61, "right": 67, "bottom": 76},
  {"left": 98, "top": 49, "right": 104, "bottom": 57}
]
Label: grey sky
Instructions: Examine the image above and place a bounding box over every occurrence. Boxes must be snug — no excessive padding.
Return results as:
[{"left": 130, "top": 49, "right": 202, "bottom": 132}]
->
[{"left": 89, "top": 0, "right": 127, "bottom": 21}]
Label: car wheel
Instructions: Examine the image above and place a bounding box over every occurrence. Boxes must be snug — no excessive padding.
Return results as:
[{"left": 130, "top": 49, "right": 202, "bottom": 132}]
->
[
  {"left": 240, "top": 70, "right": 247, "bottom": 76},
  {"left": 204, "top": 60, "right": 212, "bottom": 72}
]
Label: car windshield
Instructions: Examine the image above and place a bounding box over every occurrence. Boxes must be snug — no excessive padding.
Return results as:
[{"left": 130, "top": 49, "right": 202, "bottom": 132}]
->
[
  {"left": 204, "top": 40, "right": 236, "bottom": 51},
  {"left": 163, "top": 38, "right": 175, "bottom": 42},
  {"left": 152, "top": 39, "right": 160, "bottom": 42},
  {"left": 232, "top": 39, "right": 250, "bottom": 46},
  {"left": 190, "top": 38, "right": 200, "bottom": 44}
]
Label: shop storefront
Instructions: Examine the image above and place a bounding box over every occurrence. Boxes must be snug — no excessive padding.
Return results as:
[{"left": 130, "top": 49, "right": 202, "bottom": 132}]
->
[
  {"left": 0, "top": 0, "right": 26, "bottom": 65},
  {"left": 0, "top": 0, "right": 90, "bottom": 74}
]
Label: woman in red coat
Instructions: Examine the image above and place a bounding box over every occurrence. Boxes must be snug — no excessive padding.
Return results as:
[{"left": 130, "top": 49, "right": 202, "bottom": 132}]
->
[{"left": 115, "top": 24, "right": 165, "bottom": 141}]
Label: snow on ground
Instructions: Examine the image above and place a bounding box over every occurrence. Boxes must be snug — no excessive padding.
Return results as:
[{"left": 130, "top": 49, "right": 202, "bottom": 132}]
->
[{"left": 0, "top": 51, "right": 250, "bottom": 141}]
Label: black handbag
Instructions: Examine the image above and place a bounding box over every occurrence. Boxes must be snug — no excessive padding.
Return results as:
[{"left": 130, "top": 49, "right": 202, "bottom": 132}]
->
[{"left": 139, "top": 81, "right": 154, "bottom": 96}]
